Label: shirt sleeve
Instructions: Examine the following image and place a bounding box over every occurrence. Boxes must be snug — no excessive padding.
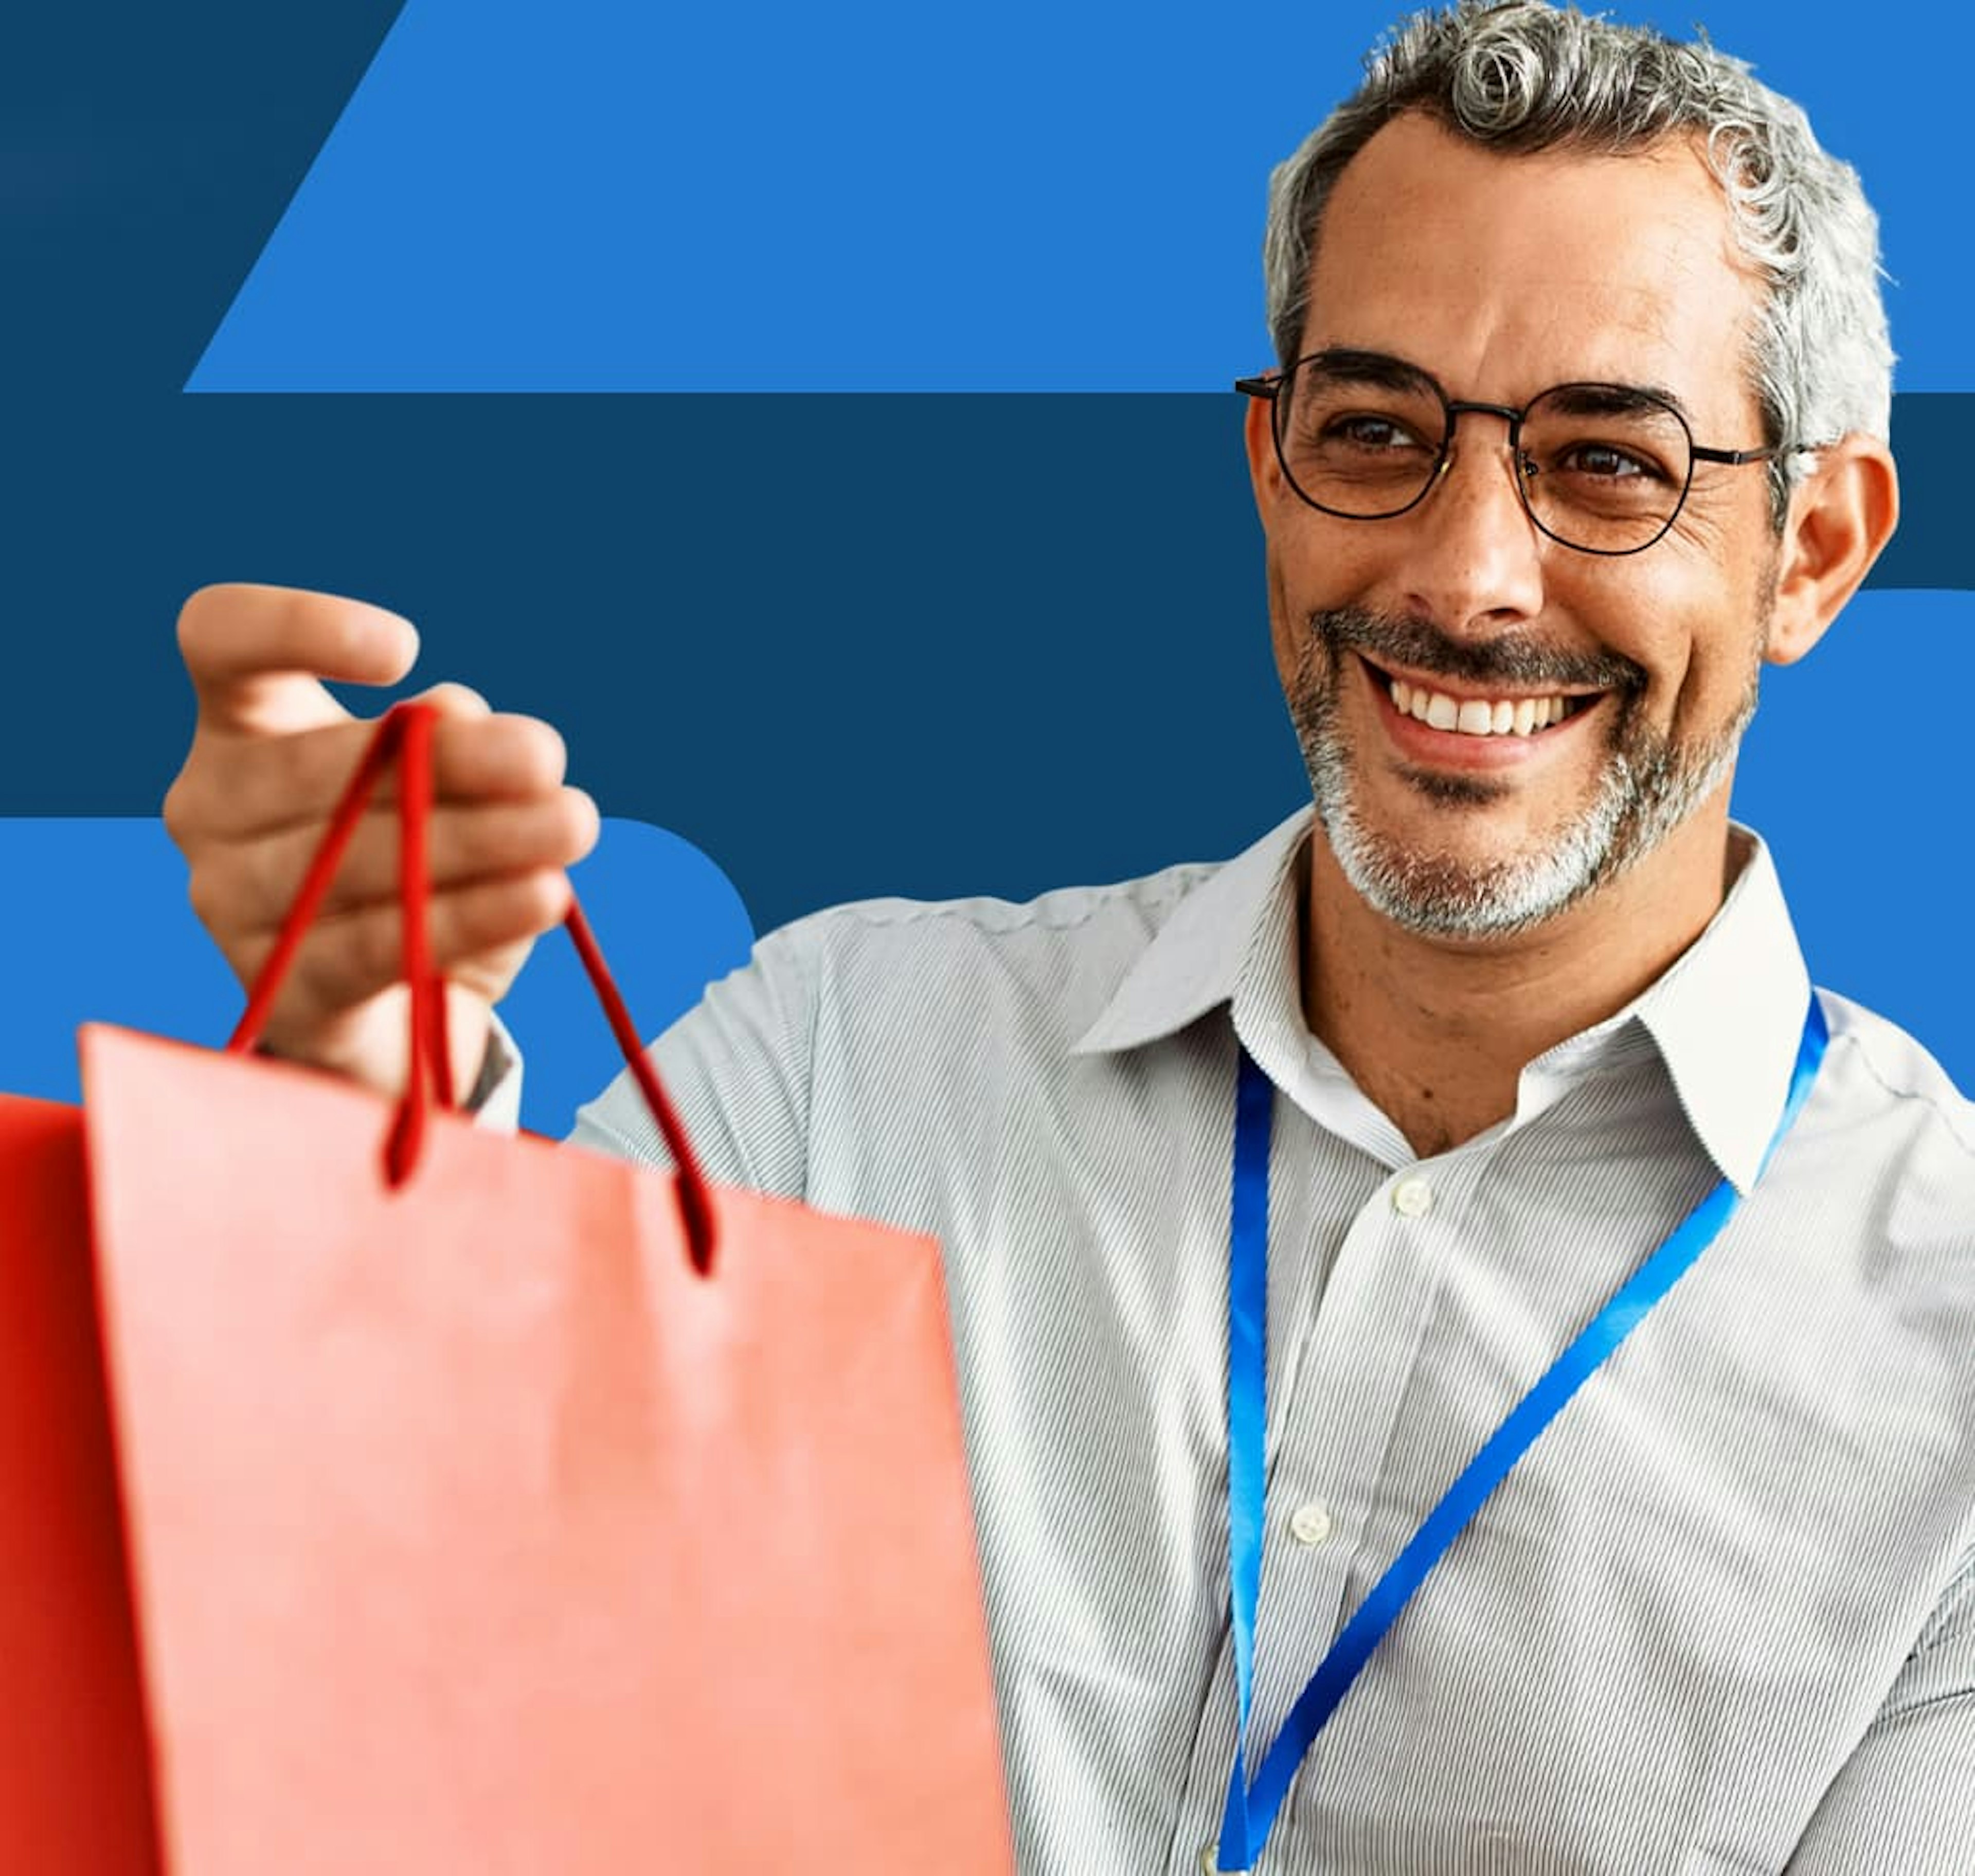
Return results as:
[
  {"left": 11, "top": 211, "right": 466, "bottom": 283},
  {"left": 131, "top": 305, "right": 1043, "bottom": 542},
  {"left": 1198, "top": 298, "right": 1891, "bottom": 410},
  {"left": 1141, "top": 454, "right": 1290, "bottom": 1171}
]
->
[
  {"left": 464, "top": 1011, "right": 524, "bottom": 1130},
  {"left": 561, "top": 923, "right": 817, "bottom": 1199},
  {"left": 1783, "top": 1542, "right": 1975, "bottom": 1872}
]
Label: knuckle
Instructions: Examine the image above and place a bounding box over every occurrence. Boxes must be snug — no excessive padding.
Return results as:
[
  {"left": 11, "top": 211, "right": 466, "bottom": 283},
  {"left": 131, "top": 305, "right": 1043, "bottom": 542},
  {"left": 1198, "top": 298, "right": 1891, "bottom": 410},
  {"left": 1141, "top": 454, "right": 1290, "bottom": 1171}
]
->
[
  {"left": 188, "top": 839, "right": 278, "bottom": 937},
  {"left": 499, "top": 716, "right": 566, "bottom": 787},
  {"left": 421, "top": 681, "right": 490, "bottom": 718},
  {"left": 534, "top": 721, "right": 569, "bottom": 783},
  {"left": 517, "top": 867, "right": 573, "bottom": 927},
  {"left": 564, "top": 788, "right": 602, "bottom": 853},
  {"left": 162, "top": 737, "right": 235, "bottom": 845},
  {"left": 159, "top": 771, "right": 196, "bottom": 844},
  {"left": 436, "top": 872, "right": 553, "bottom": 963},
  {"left": 237, "top": 833, "right": 299, "bottom": 927},
  {"left": 184, "top": 859, "right": 229, "bottom": 934}
]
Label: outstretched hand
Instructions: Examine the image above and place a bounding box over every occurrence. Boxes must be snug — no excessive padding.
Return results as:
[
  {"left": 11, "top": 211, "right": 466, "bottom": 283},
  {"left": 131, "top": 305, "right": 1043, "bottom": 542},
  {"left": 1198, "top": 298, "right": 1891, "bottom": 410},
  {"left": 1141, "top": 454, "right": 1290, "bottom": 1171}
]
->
[{"left": 164, "top": 583, "right": 600, "bottom": 1098}]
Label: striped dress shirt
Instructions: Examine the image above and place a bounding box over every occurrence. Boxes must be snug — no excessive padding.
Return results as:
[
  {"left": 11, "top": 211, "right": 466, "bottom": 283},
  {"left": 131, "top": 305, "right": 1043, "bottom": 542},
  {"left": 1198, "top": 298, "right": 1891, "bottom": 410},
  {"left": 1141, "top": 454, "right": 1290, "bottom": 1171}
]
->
[{"left": 559, "top": 810, "right": 1975, "bottom": 1874}]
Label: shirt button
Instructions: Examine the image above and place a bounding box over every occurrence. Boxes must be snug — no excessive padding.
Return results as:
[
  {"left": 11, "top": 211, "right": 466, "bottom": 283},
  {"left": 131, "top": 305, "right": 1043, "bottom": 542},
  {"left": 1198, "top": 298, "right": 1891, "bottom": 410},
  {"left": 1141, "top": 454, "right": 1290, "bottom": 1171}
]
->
[
  {"left": 1288, "top": 1500, "right": 1333, "bottom": 1546},
  {"left": 1391, "top": 1174, "right": 1434, "bottom": 1218},
  {"left": 1200, "top": 1847, "right": 1248, "bottom": 1875}
]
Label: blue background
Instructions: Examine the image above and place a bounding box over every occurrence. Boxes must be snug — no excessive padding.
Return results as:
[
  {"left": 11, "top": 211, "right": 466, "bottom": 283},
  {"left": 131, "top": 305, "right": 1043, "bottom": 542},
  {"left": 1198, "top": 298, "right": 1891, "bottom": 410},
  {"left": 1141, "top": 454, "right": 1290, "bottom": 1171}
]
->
[{"left": 2, "top": 1, "right": 1967, "bottom": 1127}]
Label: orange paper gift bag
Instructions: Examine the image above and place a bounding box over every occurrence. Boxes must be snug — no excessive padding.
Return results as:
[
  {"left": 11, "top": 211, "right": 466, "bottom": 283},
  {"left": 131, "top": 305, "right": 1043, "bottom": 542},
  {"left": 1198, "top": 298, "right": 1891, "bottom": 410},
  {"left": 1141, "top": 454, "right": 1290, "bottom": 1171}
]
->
[{"left": 82, "top": 705, "right": 1015, "bottom": 1874}]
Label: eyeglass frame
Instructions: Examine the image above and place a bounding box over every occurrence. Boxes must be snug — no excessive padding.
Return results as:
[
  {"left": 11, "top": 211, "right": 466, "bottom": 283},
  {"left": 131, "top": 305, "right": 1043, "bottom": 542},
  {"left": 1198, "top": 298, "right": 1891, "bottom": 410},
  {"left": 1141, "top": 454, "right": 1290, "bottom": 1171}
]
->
[{"left": 1235, "top": 349, "right": 1793, "bottom": 557}]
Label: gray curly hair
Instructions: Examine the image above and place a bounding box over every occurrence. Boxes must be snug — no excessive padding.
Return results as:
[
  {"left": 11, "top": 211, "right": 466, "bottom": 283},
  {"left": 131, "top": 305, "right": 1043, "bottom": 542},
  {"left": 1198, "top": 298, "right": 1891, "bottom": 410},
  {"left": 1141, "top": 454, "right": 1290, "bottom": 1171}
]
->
[{"left": 1264, "top": 1, "right": 1893, "bottom": 526}]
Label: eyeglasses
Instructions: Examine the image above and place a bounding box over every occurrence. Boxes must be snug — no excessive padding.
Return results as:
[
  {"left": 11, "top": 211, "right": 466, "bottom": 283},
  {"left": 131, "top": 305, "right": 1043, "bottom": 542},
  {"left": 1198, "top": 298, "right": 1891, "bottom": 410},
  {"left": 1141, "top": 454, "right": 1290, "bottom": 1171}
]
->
[{"left": 1236, "top": 349, "right": 1789, "bottom": 556}]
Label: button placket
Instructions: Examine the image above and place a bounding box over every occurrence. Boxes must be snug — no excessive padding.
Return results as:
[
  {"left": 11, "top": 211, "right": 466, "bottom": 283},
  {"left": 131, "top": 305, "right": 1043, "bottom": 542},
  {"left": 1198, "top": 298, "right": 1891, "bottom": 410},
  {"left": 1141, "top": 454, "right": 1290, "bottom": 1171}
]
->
[{"left": 1256, "top": 1187, "right": 1442, "bottom": 1712}]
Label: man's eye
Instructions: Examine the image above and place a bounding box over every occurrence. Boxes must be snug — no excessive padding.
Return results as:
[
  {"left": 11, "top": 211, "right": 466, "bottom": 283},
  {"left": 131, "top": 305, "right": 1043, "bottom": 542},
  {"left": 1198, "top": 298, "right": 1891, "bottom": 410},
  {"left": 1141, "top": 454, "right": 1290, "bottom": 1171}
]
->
[
  {"left": 1322, "top": 414, "right": 1425, "bottom": 451},
  {"left": 1554, "top": 441, "right": 1667, "bottom": 481}
]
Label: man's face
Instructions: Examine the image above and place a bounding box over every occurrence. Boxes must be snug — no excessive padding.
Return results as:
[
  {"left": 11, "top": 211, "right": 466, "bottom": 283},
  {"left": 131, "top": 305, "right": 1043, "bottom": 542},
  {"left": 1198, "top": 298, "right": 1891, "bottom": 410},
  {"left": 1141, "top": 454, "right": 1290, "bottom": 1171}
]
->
[{"left": 1251, "top": 113, "right": 1783, "bottom": 939}]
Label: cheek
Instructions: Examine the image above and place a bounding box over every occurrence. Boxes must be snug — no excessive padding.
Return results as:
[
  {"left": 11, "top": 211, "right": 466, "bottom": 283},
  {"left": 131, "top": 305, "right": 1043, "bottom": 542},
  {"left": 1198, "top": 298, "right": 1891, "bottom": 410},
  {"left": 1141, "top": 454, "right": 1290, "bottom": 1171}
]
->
[
  {"left": 1261, "top": 509, "right": 1374, "bottom": 637},
  {"left": 1261, "top": 535, "right": 1308, "bottom": 685},
  {"left": 1604, "top": 567, "right": 1764, "bottom": 735},
  {"left": 1642, "top": 505, "right": 1778, "bottom": 709}
]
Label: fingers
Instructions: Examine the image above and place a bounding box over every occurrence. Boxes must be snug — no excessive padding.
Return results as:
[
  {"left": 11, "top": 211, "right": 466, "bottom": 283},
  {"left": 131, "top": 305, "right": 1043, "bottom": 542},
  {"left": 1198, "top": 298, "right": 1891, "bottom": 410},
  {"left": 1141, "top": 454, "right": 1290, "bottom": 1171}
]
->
[
  {"left": 238, "top": 871, "right": 577, "bottom": 1045},
  {"left": 179, "top": 584, "right": 421, "bottom": 737},
  {"left": 168, "top": 583, "right": 601, "bottom": 1098},
  {"left": 406, "top": 680, "right": 492, "bottom": 722},
  {"left": 168, "top": 709, "right": 570, "bottom": 844},
  {"left": 189, "top": 787, "right": 601, "bottom": 935}
]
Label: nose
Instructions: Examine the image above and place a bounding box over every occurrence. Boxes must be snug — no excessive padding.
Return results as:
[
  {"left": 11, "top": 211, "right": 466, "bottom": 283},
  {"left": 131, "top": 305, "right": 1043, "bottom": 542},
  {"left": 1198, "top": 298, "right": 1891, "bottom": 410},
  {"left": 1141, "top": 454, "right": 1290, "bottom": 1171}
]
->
[{"left": 1392, "top": 412, "right": 1547, "bottom": 636}]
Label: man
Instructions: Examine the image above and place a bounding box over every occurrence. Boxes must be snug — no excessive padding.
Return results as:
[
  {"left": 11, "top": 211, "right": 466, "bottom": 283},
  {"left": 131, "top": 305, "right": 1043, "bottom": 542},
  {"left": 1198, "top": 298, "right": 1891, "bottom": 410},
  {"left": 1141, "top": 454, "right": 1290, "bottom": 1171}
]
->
[{"left": 164, "top": 2, "right": 1970, "bottom": 1869}]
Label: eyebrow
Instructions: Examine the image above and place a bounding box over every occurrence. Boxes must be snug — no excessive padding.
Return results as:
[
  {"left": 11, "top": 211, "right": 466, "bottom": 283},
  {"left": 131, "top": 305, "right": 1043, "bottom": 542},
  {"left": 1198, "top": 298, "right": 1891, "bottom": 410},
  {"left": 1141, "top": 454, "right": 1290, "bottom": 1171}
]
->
[
  {"left": 1307, "top": 348, "right": 1440, "bottom": 394},
  {"left": 1306, "top": 347, "right": 1697, "bottom": 426},
  {"left": 1541, "top": 381, "right": 1695, "bottom": 425}
]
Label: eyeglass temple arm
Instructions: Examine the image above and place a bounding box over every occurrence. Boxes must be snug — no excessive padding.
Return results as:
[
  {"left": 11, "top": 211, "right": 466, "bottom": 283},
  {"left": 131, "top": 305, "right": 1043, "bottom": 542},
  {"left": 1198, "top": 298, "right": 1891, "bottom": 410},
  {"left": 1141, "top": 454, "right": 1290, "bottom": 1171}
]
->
[{"left": 1692, "top": 443, "right": 1788, "bottom": 464}]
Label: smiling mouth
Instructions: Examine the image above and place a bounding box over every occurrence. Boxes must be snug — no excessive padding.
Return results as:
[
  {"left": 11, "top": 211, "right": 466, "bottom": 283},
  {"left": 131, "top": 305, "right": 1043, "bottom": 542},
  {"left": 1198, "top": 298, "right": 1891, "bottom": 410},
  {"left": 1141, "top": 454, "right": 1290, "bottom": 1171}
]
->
[{"left": 1360, "top": 656, "right": 1605, "bottom": 740}]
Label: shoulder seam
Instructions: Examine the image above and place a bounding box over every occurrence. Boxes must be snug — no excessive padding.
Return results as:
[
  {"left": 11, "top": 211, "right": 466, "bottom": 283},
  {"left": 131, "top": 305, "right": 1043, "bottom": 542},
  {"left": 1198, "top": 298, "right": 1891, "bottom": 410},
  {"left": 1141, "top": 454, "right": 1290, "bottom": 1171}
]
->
[
  {"left": 795, "top": 862, "right": 1221, "bottom": 941},
  {"left": 1824, "top": 1024, "right": 1975, "bottom": 1163}
]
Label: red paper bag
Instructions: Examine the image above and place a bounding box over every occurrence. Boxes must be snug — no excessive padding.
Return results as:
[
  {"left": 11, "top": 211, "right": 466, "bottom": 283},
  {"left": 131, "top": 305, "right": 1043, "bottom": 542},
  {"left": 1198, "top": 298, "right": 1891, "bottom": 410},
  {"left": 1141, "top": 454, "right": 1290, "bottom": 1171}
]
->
[
  {"left": 25, "top": 703, "right": 1015, "bottom": 1873},
  {"left": 81, "top": 1026, "right": 1013, "bottom": 1874},
  {"left": 0, "top": 1094, "right": 161, "bottom": 1873}
]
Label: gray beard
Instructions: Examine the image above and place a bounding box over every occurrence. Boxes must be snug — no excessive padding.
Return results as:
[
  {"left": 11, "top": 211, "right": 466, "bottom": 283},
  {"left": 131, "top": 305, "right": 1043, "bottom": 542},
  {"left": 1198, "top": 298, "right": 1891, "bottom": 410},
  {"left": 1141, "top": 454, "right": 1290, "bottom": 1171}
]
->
[{"left": 1285, "top": 607, "right": 1761, "bottom": 940}]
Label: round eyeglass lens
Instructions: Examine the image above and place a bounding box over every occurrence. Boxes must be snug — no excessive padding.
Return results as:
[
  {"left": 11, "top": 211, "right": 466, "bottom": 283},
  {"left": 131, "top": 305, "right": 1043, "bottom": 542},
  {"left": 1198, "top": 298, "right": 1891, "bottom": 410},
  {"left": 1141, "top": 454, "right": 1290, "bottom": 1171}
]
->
[
  {"left": 1274, "top": 364, "right": 1446, "bottom": 521},
  {"left": 1517, "top": 385, "right": 1694, "bottom": 552}
]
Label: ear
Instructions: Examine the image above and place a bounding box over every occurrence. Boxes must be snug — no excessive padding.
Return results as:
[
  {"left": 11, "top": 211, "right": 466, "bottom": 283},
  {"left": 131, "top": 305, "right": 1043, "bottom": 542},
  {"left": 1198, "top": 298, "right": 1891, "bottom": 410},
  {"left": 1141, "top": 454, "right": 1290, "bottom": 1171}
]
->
[
  {"left": 1763, "top": 434, "right": 1899, "bottom": 666},
  {"left": 1245, "top": 388, "right": 1284, "bottom": 523}
]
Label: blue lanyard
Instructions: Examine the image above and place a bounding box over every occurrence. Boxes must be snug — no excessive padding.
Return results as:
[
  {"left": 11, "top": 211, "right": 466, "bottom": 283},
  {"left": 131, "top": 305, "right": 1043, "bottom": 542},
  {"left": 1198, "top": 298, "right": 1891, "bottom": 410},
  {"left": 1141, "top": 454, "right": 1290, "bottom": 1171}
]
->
[{"left": 1214, "top": 994, "right": 1828, "bottom": 1871}]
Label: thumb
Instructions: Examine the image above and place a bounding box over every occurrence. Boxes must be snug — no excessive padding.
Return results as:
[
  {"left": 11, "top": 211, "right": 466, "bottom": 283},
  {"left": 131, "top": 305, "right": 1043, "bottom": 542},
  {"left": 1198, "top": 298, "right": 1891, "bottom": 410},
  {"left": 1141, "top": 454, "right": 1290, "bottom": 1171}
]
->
[{"left": 181, "top": 584, "right": 419, "bottom": 738}]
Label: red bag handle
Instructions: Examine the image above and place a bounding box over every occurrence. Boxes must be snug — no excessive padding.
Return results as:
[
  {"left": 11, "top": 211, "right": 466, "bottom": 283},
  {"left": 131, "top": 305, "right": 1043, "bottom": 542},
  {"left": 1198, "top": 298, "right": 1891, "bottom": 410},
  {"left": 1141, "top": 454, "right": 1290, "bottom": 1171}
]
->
[{"left": 225, "top": 702, "right": 719, "bottom": 1273}]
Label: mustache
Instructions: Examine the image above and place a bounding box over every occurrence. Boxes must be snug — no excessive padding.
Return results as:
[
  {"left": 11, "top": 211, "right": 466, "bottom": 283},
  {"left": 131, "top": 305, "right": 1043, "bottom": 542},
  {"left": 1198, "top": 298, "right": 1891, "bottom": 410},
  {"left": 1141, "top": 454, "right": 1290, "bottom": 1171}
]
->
[{"left": 1307, "top": 607, "right": 1647, "bottom": 694}]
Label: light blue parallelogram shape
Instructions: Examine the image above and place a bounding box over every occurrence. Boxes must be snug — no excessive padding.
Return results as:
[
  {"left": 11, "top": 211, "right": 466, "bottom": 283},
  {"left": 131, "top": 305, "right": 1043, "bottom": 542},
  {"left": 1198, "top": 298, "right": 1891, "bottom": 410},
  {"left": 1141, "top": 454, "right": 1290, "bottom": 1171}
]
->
[
  {"left": 186, "top": 0, "right": 1975, "bottom": 392},
  {"left": 0, "top": 817, "right": 754, "bottom": 1141}
]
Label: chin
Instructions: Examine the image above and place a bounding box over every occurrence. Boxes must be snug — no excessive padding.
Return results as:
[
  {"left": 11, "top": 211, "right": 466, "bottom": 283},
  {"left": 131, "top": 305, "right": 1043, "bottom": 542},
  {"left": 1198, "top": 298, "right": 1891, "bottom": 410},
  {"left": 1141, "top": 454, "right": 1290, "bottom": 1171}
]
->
[
  {"left": 1320, "top": 808, "right": 1615, "bottom": 939},
  {"left": 1307, "top": 730, "right": 1742, "bottom": 941}
]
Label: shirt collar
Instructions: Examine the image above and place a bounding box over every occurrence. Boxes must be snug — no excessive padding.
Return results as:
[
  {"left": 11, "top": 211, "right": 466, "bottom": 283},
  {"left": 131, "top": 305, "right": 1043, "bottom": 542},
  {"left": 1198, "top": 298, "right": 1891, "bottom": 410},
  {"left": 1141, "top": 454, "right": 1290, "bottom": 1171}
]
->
[
  {"left": 1072, "top": 810, "right": 1812, "bottom": 1194},
  {"left": 1070, "top": 808, "right": 1309, "bottom": 1062},
  {"left": 1624, "top": 826, "right": 1811, "bottom": 1194}
]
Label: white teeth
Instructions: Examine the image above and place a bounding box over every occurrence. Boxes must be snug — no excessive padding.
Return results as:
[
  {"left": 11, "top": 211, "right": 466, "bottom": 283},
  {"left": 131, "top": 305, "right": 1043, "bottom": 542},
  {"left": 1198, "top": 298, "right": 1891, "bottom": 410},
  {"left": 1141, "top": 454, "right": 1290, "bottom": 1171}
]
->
[{"left": 1385, "top": 676, "right": 1584, "bottom": 738}]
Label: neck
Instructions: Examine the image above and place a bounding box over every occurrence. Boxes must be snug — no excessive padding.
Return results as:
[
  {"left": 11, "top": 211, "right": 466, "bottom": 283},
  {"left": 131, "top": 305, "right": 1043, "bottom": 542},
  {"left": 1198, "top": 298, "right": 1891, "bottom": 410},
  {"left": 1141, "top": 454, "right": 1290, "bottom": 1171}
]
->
[{"left": 1302, "top": 807, "right": 1736, "bottom": 1159}]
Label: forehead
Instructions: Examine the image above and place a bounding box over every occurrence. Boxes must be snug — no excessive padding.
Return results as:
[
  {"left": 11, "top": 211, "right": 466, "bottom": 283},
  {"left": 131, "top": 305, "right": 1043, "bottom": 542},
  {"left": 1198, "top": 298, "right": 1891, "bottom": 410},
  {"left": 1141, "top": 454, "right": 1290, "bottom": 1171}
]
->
[{"left": 1303, "top": 113, "right": 1766, "bottom": 428}]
